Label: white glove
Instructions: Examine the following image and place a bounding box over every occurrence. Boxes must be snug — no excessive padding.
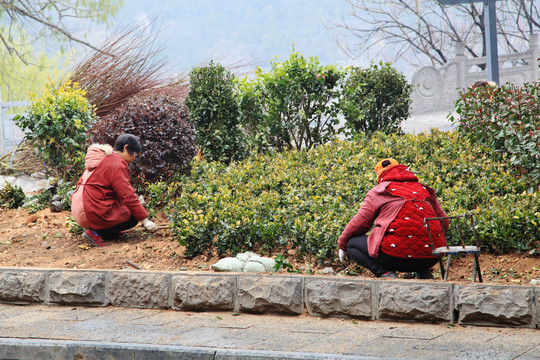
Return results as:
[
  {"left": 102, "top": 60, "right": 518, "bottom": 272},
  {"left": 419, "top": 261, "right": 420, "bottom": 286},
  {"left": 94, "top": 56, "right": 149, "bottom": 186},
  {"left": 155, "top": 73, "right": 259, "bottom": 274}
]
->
[
  {"left": 338, "top": 249, "right": 350, "bottom": 265},
  {"left": 138, "top": 194, "right": 146, "bottom": 205},
  {"left": 142, "top": 218, "right": 158, "bottom": 232}
]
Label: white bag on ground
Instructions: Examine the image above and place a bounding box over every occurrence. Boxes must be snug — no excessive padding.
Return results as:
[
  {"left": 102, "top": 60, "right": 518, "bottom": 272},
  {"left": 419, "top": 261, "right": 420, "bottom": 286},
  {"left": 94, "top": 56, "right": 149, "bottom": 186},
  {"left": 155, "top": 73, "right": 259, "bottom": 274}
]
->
[{"left": 211, "top": 252, "right": 276, "bottom": 272}]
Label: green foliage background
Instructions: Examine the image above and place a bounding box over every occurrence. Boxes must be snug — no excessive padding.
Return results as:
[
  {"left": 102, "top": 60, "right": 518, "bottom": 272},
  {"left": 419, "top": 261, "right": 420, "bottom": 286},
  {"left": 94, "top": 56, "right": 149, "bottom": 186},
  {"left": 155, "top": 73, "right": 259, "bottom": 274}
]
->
[{"left": 167, "top": 130, "right": 538, "bottom": 262}]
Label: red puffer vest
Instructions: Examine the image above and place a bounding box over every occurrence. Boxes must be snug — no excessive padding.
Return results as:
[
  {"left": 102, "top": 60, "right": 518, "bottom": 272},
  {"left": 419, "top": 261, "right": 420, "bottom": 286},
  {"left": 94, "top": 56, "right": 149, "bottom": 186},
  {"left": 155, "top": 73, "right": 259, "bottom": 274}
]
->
[{"left": 379, "top": 167, "right": 446, "bottom": 259}]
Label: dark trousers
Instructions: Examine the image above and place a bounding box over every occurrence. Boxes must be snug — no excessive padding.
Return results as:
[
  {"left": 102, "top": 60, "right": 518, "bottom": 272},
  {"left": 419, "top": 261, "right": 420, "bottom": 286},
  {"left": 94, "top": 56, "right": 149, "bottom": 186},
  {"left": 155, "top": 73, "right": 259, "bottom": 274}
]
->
[
  {"left": 347, "top": 235, "right": 438, "bottom": 277},
  {"left": 95, "top": 215, "right": 138, "bottom": 240}
]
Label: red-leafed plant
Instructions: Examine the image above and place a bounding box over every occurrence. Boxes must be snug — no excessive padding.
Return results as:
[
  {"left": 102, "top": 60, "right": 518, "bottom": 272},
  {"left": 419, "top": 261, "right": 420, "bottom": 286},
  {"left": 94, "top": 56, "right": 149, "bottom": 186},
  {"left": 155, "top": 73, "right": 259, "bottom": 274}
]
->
[
  {"left": 89, "top": 94, "right": 196, "bottom": 189},
  {"left": 451, "top": 82, "right": 540, "bottom": 191}
]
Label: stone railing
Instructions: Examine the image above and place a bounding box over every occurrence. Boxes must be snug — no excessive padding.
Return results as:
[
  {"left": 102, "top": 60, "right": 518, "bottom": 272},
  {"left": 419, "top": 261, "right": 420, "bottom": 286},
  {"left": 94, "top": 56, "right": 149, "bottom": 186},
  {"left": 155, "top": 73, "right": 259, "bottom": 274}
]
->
[
  {"left": 410, "top": 33, "right": 540, "bottom": 114},
  {"left": 1, "top": 267, "right": 538, "bottom": 329},
  {"left": 0, "top": 90, "right": 29, "bottom": 156}
]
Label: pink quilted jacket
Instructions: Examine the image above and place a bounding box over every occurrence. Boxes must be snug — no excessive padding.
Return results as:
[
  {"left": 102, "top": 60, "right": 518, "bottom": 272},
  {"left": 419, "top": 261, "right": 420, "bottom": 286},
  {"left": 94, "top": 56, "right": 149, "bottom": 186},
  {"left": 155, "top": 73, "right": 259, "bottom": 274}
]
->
[{"left": 337, "top": 165, "right": 448, "bottom": 258}]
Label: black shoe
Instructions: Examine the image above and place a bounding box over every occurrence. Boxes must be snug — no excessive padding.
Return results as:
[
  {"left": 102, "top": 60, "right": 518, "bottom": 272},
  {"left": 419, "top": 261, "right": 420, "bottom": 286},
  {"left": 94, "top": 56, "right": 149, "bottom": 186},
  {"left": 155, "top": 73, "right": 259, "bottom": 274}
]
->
[
  {"left": 380, "top": 271, "right": 398, "bottom": 279},
  {"left": 416, "top": 270, "right": 433, "bottom": 279}
]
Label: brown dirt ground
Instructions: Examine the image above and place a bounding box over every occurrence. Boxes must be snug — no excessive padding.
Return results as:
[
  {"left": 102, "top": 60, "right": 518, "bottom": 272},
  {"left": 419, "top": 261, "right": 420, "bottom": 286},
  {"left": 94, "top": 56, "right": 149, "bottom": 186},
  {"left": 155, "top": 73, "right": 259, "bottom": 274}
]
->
[{"left": 0, "top": 207, "right": 538, "bottom": 286}]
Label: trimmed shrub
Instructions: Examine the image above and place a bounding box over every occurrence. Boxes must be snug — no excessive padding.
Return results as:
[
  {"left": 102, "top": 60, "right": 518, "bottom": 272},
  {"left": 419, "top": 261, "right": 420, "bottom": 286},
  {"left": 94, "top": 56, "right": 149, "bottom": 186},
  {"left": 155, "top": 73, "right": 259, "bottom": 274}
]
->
[
  {"left": 168, "top": 130, "right": 534, "bottom": 261},
  {"left": 239, "top": 50, "right": 342, "bottom": 151},
  {"left": 340, "top": 62, "right": 412, "bottom": 136},
  {"left": 185, "top": 61, "right": 247, "bottom": 164},
  {"left": 451, "top": 82, "right": 540, "bottom": 191},
  {"left": 14, "top": 81, "right": 98, "bottom": 183},
  {"left": 89, "top": 94, "right": 196, "bottom": 189}
]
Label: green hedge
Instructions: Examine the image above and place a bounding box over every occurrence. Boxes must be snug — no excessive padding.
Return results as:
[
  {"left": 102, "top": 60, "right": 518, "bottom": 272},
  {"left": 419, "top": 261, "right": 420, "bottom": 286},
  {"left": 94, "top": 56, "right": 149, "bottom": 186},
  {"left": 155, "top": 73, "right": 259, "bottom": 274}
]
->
[{"left": 167, "top": 130, "right": 537, "bottom": 262}]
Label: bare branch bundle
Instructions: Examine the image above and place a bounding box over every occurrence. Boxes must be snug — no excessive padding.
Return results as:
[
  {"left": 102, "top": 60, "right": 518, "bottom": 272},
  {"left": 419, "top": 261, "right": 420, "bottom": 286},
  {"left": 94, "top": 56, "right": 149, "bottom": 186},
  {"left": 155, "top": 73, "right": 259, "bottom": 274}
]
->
[
  {"left": 69, "top": 18, "right": 168, "bottom": 117},
  {"left": 0, "top": 141, "right": 46, "bottom": 177}
]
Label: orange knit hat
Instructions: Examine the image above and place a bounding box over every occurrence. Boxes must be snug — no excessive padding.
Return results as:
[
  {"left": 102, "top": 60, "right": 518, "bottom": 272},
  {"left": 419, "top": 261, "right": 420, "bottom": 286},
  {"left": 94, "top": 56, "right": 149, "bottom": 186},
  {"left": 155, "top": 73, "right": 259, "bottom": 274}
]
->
[{"left": 375, "top": 158, "right": 399, "bottom": 178}]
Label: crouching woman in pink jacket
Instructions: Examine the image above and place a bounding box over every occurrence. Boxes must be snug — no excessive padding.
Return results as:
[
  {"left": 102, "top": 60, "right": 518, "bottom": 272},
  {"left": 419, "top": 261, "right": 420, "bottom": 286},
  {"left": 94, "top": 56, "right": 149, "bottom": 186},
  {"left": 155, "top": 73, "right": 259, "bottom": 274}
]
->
[
  {"left": 71, "top": 134, "right": 157, "bottom": 247},
  {"left": 337, "top": 158, "right": 448, "bottom": 279}
]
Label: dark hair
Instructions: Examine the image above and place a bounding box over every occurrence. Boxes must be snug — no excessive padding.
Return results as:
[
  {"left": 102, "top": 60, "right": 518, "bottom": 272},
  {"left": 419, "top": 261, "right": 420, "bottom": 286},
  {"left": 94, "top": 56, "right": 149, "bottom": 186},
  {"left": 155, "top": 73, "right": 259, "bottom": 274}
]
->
[
  {"left": 113, "top": 134, "right": 141, "bottom": 154},
  {"left": 381, "top": 159, "right": 392, "bottom": 168}
]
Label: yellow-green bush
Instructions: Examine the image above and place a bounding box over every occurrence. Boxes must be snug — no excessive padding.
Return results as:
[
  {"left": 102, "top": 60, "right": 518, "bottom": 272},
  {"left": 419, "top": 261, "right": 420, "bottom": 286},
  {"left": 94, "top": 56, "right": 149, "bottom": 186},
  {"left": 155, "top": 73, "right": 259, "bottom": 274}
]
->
[
  {"left": 14, "top": 81, "right": 98, "bottom": 183},
  {"left": 474, "top": 192, "right": 540, "bottom": 253},
  {"left": 168, "top": 130, "right": 535, "bottom": 261}
]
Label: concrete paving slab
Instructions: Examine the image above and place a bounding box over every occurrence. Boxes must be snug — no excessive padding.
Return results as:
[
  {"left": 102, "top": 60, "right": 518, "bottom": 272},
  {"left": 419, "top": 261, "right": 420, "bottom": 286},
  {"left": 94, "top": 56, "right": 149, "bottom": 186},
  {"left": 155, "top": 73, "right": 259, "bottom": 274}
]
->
[{"left": 0, "top": 304, "right": 538, "bottom": 359}]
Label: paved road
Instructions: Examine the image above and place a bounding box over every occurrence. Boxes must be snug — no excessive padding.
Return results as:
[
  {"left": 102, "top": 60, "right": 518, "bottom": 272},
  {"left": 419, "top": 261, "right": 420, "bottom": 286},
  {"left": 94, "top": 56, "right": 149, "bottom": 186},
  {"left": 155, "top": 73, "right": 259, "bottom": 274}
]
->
[
  {"left": 0, "top": 304, "right": 538, "bottom": 359},
  {"left": 402, "top": 111, "right": 455, "bottom": 134}
]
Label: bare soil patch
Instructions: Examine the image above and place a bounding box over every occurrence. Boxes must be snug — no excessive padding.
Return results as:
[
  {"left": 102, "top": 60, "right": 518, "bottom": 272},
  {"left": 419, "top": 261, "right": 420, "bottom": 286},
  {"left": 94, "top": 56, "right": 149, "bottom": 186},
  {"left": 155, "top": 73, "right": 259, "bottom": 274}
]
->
[{"left": 0, "top": 208, "right": 538, "bottom": 285}]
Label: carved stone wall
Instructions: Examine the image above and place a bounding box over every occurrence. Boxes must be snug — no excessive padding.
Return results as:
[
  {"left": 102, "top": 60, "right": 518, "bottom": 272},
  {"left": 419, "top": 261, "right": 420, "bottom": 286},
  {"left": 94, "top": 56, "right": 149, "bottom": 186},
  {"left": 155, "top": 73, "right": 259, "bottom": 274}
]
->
[{"left": 411, "top": 34, "right": 539, "bottom": 114}]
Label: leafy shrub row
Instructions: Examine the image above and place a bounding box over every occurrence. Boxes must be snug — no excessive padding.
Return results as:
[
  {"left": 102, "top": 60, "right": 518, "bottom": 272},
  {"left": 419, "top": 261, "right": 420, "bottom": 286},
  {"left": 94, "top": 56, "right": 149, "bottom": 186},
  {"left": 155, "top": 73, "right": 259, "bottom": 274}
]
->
[
  {"left": 477, "top": 192, "right": 539, "bottom": 253},
  {"left": 186, "top": 53, "right": 412, "bottom": 163},
  {"left": 166, "top": 130, "right": 537, "bottom": 262},
  {"left": 451, "top": 82, "right": 539, "bottom": 191}
]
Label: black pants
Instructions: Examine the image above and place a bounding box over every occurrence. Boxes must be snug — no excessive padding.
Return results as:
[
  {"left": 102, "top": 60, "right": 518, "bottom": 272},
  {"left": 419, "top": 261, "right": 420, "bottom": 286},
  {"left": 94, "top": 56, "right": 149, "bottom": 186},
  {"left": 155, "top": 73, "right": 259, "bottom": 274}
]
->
[
  {"left": 95, "top": 215, "right": 138, "bottom": 240},
  {"left": 347, "top": 235, "right": 438, "bottom": 277}
]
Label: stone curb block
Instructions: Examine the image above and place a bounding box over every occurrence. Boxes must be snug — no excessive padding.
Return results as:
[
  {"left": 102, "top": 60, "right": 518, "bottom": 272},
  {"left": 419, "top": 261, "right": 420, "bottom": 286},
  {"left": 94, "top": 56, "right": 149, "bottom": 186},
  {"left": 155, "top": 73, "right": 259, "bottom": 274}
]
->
[
  {"left": 0, "top": 269, "right": 45, "bottom": 304},
  {"left": 48, "top": 270, "right": 107, "bottom": 306},
  {"left": 304, "top": 277, "right": 372, "bottom": 319},
  {"left": 109, "top": 271, "right": 169, "bottom": 309},
  {"left": 377, "top": 281, "right": 452, "bottom": 323},
  {"left": 237, "top": 275, "right": 303, "bottom": 315},
  {"left": 0, "top": 267, "right": 538, "bottom": 328},
  {"left": 171, "top": 273, "right": 236, "bottom": 311},
  {"left": 454, "top": 284, "right": 535, "bottom": 328}
]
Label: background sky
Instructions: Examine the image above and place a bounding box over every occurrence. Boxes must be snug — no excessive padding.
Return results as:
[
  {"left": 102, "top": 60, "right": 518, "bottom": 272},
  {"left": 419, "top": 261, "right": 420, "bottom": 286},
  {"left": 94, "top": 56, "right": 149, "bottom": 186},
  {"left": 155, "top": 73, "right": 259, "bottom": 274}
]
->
[{"left": 105, "top": 0, "right": 399, "bottom": 78}]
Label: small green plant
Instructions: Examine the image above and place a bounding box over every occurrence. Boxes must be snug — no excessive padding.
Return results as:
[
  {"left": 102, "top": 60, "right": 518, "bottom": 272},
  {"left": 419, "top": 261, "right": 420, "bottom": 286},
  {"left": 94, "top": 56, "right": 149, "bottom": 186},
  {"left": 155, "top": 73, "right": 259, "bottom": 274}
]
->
[
  {"left": 67, "top": 217, "right": 84, "bottom": 235},
  {"left": 145, "top": 178, "right": 183, "bottom": 217},
  {"left": 273, "top": 254, "right": 294, "bottom": 272},
  {"left": 0, "top": 183, "right": 26, "bottom": 209},
  {"left": 22, "top": 180, "right": 74, "bottom": 213},
  {"left": 14, "top": 80, "right": 98, "bottom": 183}
]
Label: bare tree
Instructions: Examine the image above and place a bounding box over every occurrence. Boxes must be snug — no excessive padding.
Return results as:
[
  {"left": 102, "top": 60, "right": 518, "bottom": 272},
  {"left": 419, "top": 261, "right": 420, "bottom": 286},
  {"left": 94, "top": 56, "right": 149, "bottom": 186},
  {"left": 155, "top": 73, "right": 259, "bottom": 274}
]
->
[
  {"left": 330, "top": 0, "right": 540, "bottom": 67},
  {"left": 0, "top": 0, "right": 121, "bottom": 64}
]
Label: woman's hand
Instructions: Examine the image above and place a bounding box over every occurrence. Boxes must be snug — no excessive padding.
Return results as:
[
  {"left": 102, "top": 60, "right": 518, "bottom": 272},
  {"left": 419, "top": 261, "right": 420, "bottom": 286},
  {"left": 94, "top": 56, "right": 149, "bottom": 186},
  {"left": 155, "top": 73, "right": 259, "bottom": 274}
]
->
[
  {"left": 142, "top": 218, "right": 158, "bottom": 232},
  {"left": 338, "top": 249, "right": 350, "bottom": 265}
]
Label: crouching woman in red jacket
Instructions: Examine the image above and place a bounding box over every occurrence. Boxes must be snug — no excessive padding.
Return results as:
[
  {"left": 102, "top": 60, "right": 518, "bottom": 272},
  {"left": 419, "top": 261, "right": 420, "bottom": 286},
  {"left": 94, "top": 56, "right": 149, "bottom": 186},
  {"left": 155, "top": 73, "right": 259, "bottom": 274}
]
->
[
  {"left": 337, "top": 158, "right": 448, "bottom": 279},
  {"left": 71, "top": 134, "right": 157, "bottom": 247}
]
